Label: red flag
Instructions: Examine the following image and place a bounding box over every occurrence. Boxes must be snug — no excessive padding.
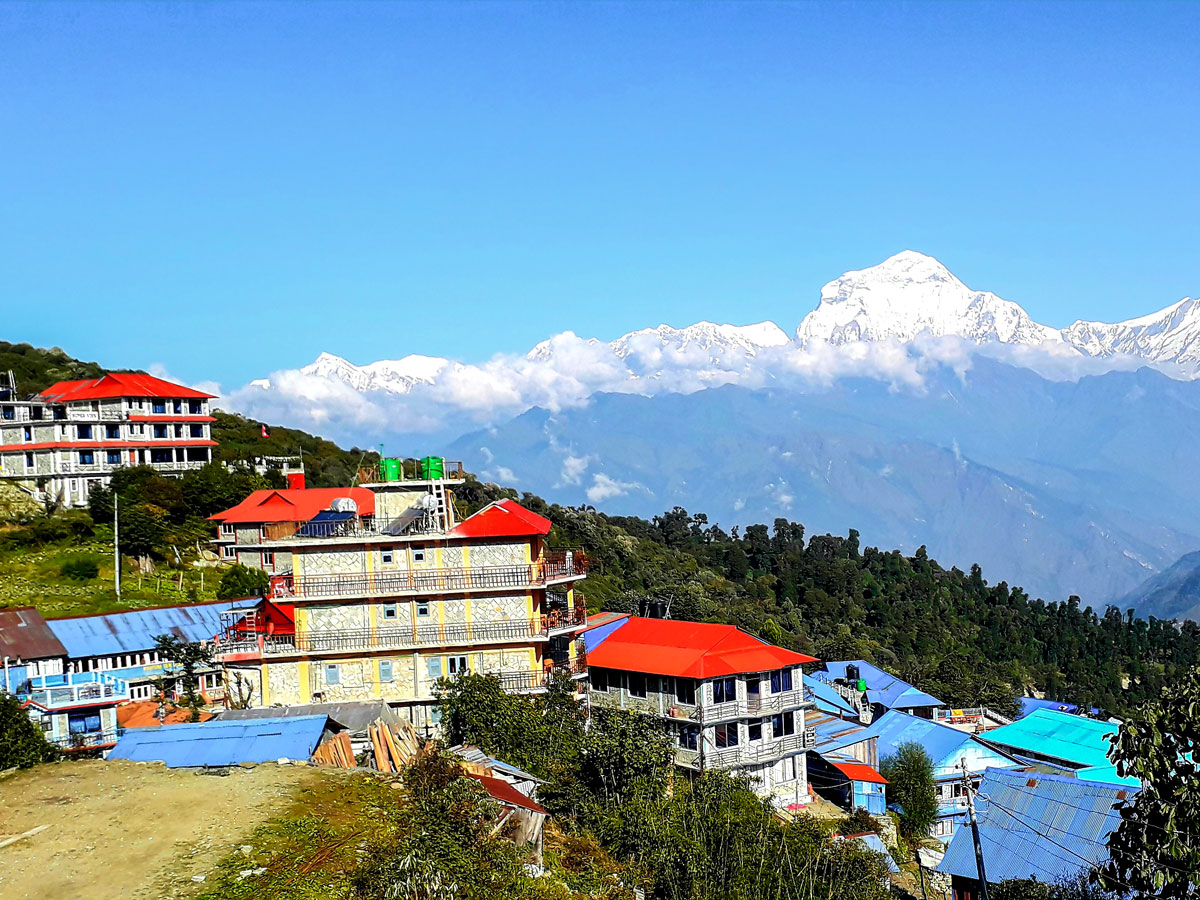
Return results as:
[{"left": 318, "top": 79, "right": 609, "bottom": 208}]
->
[{"left": 261, "top": 424, "right": 271, "bottom": 438}]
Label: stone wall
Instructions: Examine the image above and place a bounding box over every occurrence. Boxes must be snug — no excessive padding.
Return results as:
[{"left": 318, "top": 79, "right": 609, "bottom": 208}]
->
[
  {"left": 298, "top": 549, "right": 365, "bottom": 577},
  {"left": 266, "top": 662, "right": 304, "bottom": 704},
  {"left": 308, "top": 602, "right": 369, "bottom": 632},
  {"left": 469, "top": 541, "right": 527, "bottom": 566},
  {"left": 471, "top": 594, "right": 530, "bottom": 623}
]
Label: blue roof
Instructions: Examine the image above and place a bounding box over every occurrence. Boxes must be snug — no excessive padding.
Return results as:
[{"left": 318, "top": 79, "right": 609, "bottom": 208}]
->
[
  {"left": 808, "top": 712, "right": 872, "bottom": 753},
  {"left": 853, "top": 833, "right": 901, "bottom": 874},
  {"left": 1018, "top": 697, "right": 1101, "bottom": 719},
  {"left": 108, "top": 715, "right": 328, "bottom": 767},
  {"left": 938, "top": 768, "right": 1135, "bottom": 884},
  {"left": 48, "top": 601, "right": 241, "bottom": 658},
  {"left": 981, "top": 709, "right": 1119, "bottom": 770},
  {"left": 857, "top": 710, "right": 1019, "bottom": 776},
  {"left": 823, "top": 660, "right": 943, "bottom": 710},
  {"left": 808, "top": 678, "right": 861, "bottom": 718}
]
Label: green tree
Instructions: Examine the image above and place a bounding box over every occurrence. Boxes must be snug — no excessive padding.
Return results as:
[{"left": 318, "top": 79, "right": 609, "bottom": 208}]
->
[
  {"left": 217, "top": 563, "right": 270, "bottom": 600},
  {"left": 0, "top": 693, "right": 58, "bottom": 769},
  {"left": 119, "top": 502, "right": 168, "bottom": 559},
  {"left": 1099, "top": 664, "right": 1200, "bottom": 898},
  {"left": 153, "top": 634, "right": 215, "bottom": 721},
  {"left": 880, "top": 741, "right": 938, "bottom": 844}
]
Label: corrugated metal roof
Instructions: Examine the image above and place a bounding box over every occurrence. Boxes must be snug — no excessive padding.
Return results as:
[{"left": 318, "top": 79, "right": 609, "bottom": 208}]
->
[
  {"left": 47, "top": 600, "right": 241, "bottom": 658},
  {"left": 938, "top": 768, "right": 1134, "bottom": 884},
  {"left": 981, "top": 709, "right": 1120, "bottom": 769},
  {"left": 0, "top": 606, "right": 67, "bottom": 661},
  {"left": 448, "top": 745, "right": 544, "bottom": 785},
  {"left": 108, "top": 715, "right": 328, "bottom": 767},
  {"left": 823, "top": 660, "right": 943, "bottom": 709},
  {"left": 808, "top": 679, "right": 860, "bottom": 718},
  {"left": 808, "top": 711, "right": 872, "bottom": 752},
  {"left": 217, "top": 701, "right": 397, "bottom": 731},
  {"left": 852, "top": 833, "right": 901, "bottom": 874},
  {"left": 858, "top": 710, "right": 1020, "bottom": 773}
]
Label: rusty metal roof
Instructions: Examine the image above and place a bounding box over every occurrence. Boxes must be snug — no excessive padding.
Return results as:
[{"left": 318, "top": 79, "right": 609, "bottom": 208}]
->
[{"left": 0, "top": 607, "right": 67, "bottom": 661}]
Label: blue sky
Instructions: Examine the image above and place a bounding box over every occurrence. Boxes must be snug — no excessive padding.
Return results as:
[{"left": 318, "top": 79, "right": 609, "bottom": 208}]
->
[{"left": 2, "top": 1, "right": 1198, "bottom": 387}]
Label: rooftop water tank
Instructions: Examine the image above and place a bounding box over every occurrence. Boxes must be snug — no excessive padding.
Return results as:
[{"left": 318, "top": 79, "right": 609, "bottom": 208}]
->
[
  {"left": 381, "top": 458, "right": 401, "bottom": 482},
  {"left": 420, "top": 456, "right": 445, "bottom": 480}
]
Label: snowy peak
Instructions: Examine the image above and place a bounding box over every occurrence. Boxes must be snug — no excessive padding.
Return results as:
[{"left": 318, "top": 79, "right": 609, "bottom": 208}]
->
[
  {"left": 1064, "top": 297, "right": 1200, "bottom": 364},
  {"left": 611, "top": 321, "right": 791, "bottom": 360},
  {"left": 797, "top": 250, "right": 1062, "bottom": 347},
  {"left": 300, "top": 351, "right": 449, "bottom": 394}
]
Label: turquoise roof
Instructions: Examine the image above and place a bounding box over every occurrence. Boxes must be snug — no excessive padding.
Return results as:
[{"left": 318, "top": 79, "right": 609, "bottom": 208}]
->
[{"left": 981, "top": 708, "right": 1119, "bottom": 769}]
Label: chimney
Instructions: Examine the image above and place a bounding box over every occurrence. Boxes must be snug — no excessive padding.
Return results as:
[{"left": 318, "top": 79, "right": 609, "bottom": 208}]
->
[{"left": 287, "top": 472, "right": 306, "bottom": 491}]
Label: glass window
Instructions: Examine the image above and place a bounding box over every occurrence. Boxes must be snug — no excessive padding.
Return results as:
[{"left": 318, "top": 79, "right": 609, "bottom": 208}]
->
[
  {"left": 412, "top": 546, "right": 426, "bottom": 563},
  {"left": 77, "top": 424, "right": 92, "bottom": 439},
  {"left": 151, "top": 448, "right": 172, "bottom": 463},
  {"left": 591, "top": 668, "right": 608, "bottom": 692},
  {"left": 748, "top": 720, "right": 764, "bottom": 742},
  {"left": 152, "top": 401, "right": 166, "bottom": 414},
  {"left": 715, "top": 723, "right": 739, "bottom": 748},
  {"left": 447, "top": 655, "right": 468, "bottom": 675},
  {"left": 189, "top": 400, "right": 203, "bottom": 414},
  {"left": 222, "top": 545, "right": 237, "bottom": 559},
  {"left": 771, "top": 712, "right": 796, "bottom": 738},
  {"left": 105, "top": 424, "right": 120, "bottom": 439},
  {"left": 383, "top": 604, "right": 398, "bottom": 620},
  {"left": 324, "top": 664, "right": 340, "bottom": 685},
  {"left": 53, "top": 406, "right": 66, "bottom": 420},
  {"left": 173, "top": 400, "right": 182, "bottom": 414},
  {"left": 416, "top": 601, "right": 431, "bottom": 618},
  {"left": 628, "top": 673, "right": 647, "bottom": 698},
  {"left": 1, "top": 406, "right": 12, "bottom": 420},
  {"left": 106, "top": 450, "right": 121, "bottom": 465},
  {"left": 679, "top": 725, "right": 699, "bottom": 750},
  {"left": 381, "top": 548, "right": 394, "bottom": 564},
  {"left": 771, "top": 668, "right": 794, "bottom": 694},
  {"left": 31, "top": 406, "right": 43, "bottom": 420},
  {"left": 23, "top": 425, "right": 31, "bottom": 441},
  {"left": 25, "top": 452, "right": 34, "bottom": 467},
  {"left": 78, "top": 450, "right": 95, "bottom": 465},
  {"left": 68, "top": 711, "right": 102, "bottom": 734},
  {"left": 379, "top": 660, "right": 394, "bottom": 682},
  {"left": 675, "top": 678, "right": 696, "bottom": 705},
  {"left": 712, "top": 676, "right": 737, "bottom": 704},
  {"left": 221, "top": 523, "right": 235, "bottom": 535},
  {"left": 426, "top": 658, "right": 443, "bottom": 680},
  {"left": 153, "top": 424, "right": 168, "bottom": 439}
]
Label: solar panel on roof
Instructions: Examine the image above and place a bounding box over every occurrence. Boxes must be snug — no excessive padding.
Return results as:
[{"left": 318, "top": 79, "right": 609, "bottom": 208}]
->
[
  {"left": 298, "top": 509, "right": 355, "bottom": 537},
  {"left": 382, "top": 507, "right": 426, "bottom": 535}
]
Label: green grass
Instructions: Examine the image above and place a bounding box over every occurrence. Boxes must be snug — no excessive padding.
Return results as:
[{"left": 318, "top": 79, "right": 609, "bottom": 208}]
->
[{"left": 0, "top": 536, "right": 222, "bottom": 618}]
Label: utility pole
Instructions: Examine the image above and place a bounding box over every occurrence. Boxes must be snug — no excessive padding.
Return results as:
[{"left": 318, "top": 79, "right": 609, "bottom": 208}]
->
[
  {"left": 961, "top": 758, "right": 990, "bottom": 900},
  {"left": 113, "top": 493, "right": 121, "bottom": 600}
]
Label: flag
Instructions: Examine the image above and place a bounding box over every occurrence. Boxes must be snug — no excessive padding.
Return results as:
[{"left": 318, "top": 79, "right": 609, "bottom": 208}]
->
[{"left": 261, "top": 424, "right": 271, "bottom": 438}]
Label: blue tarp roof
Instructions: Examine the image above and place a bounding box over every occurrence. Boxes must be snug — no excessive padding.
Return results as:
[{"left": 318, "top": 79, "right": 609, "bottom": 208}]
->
[
  {"left": 47, "top": 601, "right": 241, "bottom": 658},
  {"left": 823, "top": 660, "right": 943, "bottom": 710},
  {"left": 981, "top": 709, "right": 1120, "bottom": 769},
  {"left": 108, "top": 715, "right": 328, "bottom": 767},
  {"left": 938, "top": 768, "right": 1134, "bottom": 884},
  {"left": 808, "top": 678, "right": 861, "bottom": 718},
  {"left": 853, "top": 833, "right": 901, "bottom": 874}
]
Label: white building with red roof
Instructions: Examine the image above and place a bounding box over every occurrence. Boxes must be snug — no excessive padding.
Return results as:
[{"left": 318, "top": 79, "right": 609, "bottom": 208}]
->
[
  {"left": 583, "top": 614, "right": 818, "bottom": 805},
  {"left": 209, "top": 460, "right": 588, "bottom": 733},
  {"left": 0, "top": 372, "right": 217, "bottom": 507}
]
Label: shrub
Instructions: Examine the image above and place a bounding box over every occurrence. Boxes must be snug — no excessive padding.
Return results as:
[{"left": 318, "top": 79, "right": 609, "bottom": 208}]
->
[
  {"left": 60, "top": 555, "right": 100, "bottom": 580},
  {"left": 0, "top": 693, "right": 58, "bottom": 769}
]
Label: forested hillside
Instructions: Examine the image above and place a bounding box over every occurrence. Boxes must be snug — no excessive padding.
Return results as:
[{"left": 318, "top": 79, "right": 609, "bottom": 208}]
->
[{"left": 453, "top": 480, "right": 1200, "bottom": 717}]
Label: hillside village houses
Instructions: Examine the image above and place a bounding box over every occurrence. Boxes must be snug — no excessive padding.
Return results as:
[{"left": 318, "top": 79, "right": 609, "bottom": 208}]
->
[
  {"left": 0, "top": 371, "right": 217, "bottom": 508},
  {"left": 207, "top": 460, "right": 590, "bottom": 733}
]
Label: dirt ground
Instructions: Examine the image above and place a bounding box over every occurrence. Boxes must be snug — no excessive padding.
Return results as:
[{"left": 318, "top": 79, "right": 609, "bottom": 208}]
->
[{"left": 0, "top": 759, "right": 313, "bottom": 900}]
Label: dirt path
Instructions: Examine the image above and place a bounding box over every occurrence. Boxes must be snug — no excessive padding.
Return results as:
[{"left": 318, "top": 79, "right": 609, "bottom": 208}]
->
[{"left": 0, "top": 759, "right": 310, "bottom": 900}]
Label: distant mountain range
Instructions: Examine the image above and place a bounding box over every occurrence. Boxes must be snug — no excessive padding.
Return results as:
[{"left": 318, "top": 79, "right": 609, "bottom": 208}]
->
[{"left": 233, "top": 251, "right": 1200, "bottom": 617}]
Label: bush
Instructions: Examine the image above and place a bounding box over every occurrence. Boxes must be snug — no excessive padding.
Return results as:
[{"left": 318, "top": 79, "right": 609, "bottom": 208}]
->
[
  {"left": 217, "top": 563, "right": 270, "bottom": 600},
  {"left": 60, "top": 555, "right": 100, "bottom": 580},
  {"left": 0, "top": 693, "right": 58, "bottom": 769}
]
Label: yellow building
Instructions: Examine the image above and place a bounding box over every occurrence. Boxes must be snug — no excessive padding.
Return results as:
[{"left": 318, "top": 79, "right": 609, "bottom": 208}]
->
[{"left": 211, "top": 462, "right": 588, "bottom": 732}]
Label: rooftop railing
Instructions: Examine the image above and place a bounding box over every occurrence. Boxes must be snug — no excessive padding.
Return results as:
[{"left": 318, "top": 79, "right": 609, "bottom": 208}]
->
[
  {"left": 677, "top": 729, "right": 818, "bottom": 770},
  {"left": 358, "top": 460, "right": 466, "bottom": 483},
  {"left": 217, "top": 618, "right": 546, "bottom": 658},
  {"left": 53, "top": 729, "right": 123, "bottom": 751},
  {"left": 22, "top": 673, "right": 130, "bottom": 708}
]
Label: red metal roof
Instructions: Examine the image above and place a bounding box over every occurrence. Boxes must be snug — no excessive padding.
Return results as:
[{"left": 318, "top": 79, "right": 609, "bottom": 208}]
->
[
  {"left": 209, "top": 487, "right": 376, "bottom": 523},
  {"left": 449, "top": 499, "right": 552, "bottom": 539},
  {"left": 0, "top": 440, "right": 217, "bottom": 452},
  {"left": 586, "top": 615, "right": 818, "bottom": 679},
  {"left": 38, "top": 373, "right": 216, "bottom": 402},
  {"left": 465, "top": 772, "right": 547, "bottom": 814},
  {"left": 829, "top": 761, "right": 889, "bottom": 784}
]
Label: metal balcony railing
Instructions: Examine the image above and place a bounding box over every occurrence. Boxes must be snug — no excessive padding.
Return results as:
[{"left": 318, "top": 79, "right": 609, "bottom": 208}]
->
[
  {"left": 22, "top": 673, "right": 130, "bottom": 709},
  {"left": 216, "top": 618, "right": 546, "bottom": 658},
  {"left": 53, "top": 729, "right": 123, "bottom": 751},
  {"left": 694, "top": 729, "right": 818, "bottom": 769}
]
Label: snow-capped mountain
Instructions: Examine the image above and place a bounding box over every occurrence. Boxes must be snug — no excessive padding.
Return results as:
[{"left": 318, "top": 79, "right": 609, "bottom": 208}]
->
[
  {"left": 796, "top": 250, "right": 1062, "bottom": 347},
  {"left": 1063, "top": 297, "right": 1200, "bottom": 364},
  {"left": 299, "top": 351, "right": 451, "bottom": 394}
]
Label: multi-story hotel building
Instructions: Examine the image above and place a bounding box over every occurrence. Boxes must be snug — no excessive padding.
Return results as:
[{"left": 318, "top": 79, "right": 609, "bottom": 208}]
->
[
  {"left": 583, "top": 613, "right": 818, "bottom": 806},
  {"left": 210, "top": 461, "right": 589, "bottom": 732},
  {"left": 0, "top": 372, "right": 217, "bottom": 507}
]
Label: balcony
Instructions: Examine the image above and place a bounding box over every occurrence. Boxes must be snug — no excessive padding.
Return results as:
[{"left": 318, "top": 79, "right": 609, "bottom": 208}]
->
[
  {"left": 216, "top": 618, "right": 547, "bottom": 659},
  {"left": 52, "top": 729, "right": 123, "bottom": 751},
  {"left": 676, "top": 729, "right": 818, "bottom": 770},
  {"left": 21, "top": 672, "right": 130, "bottom": 709},
  {"left": 662, "top": 688, "right": 810, "bottom": 723},
  {"left": 492, "top": 660, "right": 588, "bottom": 694},
  {"left": 275, "top": 551, "right": 586, "bottom": 601}
]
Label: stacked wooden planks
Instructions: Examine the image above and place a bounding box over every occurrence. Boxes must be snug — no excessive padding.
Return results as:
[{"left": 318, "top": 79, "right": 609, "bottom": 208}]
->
[{"left": 311, "top": 731, "right": 357, "bottom": 767}]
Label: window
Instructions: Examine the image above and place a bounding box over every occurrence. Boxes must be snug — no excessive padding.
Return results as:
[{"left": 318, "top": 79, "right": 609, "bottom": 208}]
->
[
  {"left": 30, "top": 406, "right": 42, "bottom": 420},
  {"left": 1, "top": 406, "right": 12, "bottom": 420},
  {"left": 189, "top": 400, "right": 203, "bottom": 414},
  {"left": 221, "top": 523, "right": 235, "bottom": 536},
  {"left": 262, "top": 551, "right": 275, "bottom": 571},
  {"left": 416, "top": 601, "right": 431, "bottom": 618},
  {"left": 675, "top": 678, "right": 696, "bottom": 705},
  {"left": 770, "top": 668, "right": 794, "bottom": 694},
  {"left": 426, "top": 658, "right": 443, "bottom": 681},
  {"left": 748, "top": 719, "right": 764, "bottom": 742},
  {"left": 153, "top": 424, "right": 168, "bottom": 439},
  {"left": 77, "top": 424, "right": 92, "bottom": 440},
  {"left": 627, "top": 673, "right": 647, "bottom": 698},
  {"left": 383, "top": 604, "right": 398, "bottom": 620},
  {"left": 152, "top": 401, "right": 166, "bottom": 414},
  {"left": 25, "top": 452, "right": 34, "bottom": 469},
  {"left": 324, "top": 664, "right": 340, "bottom": 685},
  {"left": 381, "top": 547, "right": 394, "bottom": 564},
  {"left": 679, "top": 725, "right": 699, "bottom": 750},
  {"left": 130, "top": 423, "right": 144, "bottom": 436},
  {"left": 173, "top": 400, "right": 183, "bottom": 414},
  {"left": 106, "top": 450, "right": 121, "bottom": 465},
  {"left": 222, "top": 545, "right": 237, "bottom": 559},
  {"left": 189, "top": 424, "right": 203, "bottom": 438},
  {"left": 105, "top": 424, "right": 120, "bottom": 440},
  {"left": 23, "top": 425, "right": 31, "bottom": 441},
  {"left": 771, "top": 712, "right": 796, "bottom": 738},
  {"left": 69, "top": 711, "right": 103, "bottom": 735},
  {"left": 712, "top": 676, "right": 737, "bottom": 704},
  {"left": 151, "top": 448, "right": 172, "bottom": 463},
  {"left": 715, "top": 723, "right": 739, "bottom": 748},
  {"left": 78, "top": 450, "right": 95, "bottom": 465},
  {"left": 379, "top": 660, "right": 394, "bottom": 682},
  {"left": 53, "top": 406, "right": 66, "bottom": 420},
  {"left": 591, "top": 668, "right": 609, "bottom": 692},
  {"left": 447, "top": 655, "right": 469, "bottom": 675},
  {"left": 174, "top": 424, "right": 183, "bottom": 438},
  {"left": 412, "top": 545, "right": 426, "bottom": 563}
]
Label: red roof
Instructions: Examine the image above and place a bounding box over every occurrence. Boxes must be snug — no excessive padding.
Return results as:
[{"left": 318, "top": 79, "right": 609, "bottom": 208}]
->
[
  {"left": 586, "top": 615, "right": 818, "bottom": 679},
  {"left": 210, "top": 487, "right": 376, "bottom": 523},
  {"left": 465, "top": 772, "right": 546, "bottom": 814},
  {"left": 449, "top": 499, "right": 552, "bottom": 539},
  {"left": 830, "top": 761, "right": 889, "bottom": 784},
  {"left": 38, "top": 373, "right": 215, "bottom": 402}
]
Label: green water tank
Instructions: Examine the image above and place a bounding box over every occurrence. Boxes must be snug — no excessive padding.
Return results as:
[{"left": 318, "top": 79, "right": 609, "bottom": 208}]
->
[
  {"left": 382, "top": 458, "right": 401, "bottom": 482},
  {"left": 420, "top": 456, "right": 445, "bottom": 480},
  {"left": 856, "top": 678, "right": 868, "bottom": 692}
]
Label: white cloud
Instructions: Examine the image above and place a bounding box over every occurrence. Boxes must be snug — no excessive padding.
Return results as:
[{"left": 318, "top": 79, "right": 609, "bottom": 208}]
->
[
  {"left": 558, "top": 454, "right": 590, "bottom": 486},
  {"left": 586, "top": 473, "right": 647, "bottom": 503}
]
